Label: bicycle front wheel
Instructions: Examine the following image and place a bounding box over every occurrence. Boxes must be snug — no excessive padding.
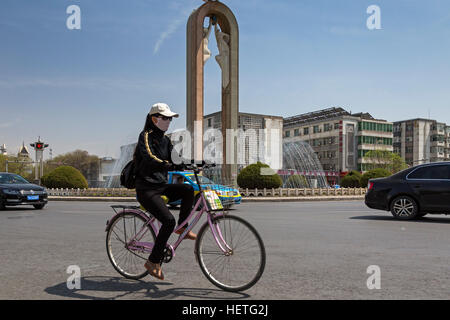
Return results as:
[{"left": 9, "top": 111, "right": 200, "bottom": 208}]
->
[
  {"left": 195, "top": 215, "right": 266, "bottom": 292},
  {"left": 106, "top": 211, "right": 156, "bottom": 280}
]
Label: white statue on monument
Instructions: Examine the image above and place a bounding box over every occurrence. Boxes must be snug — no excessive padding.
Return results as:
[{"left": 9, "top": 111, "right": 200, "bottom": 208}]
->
[
  {"left": 203, "top": 18, "right": 213, "bottom": 63},
  {"left": 214, "top": 21, "right": 230, "bottom": 89}
]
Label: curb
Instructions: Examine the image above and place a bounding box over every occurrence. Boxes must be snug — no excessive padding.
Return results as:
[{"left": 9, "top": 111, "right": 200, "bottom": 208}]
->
[{"left": 48, "top": 196, "right": 365, "bottom": 203}]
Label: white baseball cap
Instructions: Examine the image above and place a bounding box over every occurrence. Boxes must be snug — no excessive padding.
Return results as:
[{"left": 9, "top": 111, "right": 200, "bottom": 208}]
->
[{"left": 149, "top": 103, "right": 179, "bottom": 118}]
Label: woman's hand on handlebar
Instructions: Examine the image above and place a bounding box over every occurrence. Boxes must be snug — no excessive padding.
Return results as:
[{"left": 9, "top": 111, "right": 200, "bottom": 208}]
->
[{"left": 170, "top": 160, "right": 216, "bottom": 171}]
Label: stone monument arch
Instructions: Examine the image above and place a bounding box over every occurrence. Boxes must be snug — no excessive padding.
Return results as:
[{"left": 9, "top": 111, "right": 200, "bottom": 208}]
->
[{"left": 186, "top": 0, "right": 239, "bottom": 184}]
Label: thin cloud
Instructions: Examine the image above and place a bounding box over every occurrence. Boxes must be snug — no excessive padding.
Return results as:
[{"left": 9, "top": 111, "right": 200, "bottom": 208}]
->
[
  {"left": 153, "top": 17, "right": 184, "bottom": 54},
  {"left": 153, "top": 1, "right": 198, "bottom": 55}
]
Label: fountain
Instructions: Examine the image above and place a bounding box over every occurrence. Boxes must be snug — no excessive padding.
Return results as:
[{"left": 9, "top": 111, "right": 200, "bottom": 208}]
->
[
  {"left": 105, "top": 143, "right": 136, "bottom": 188},
  {"left": 281, "top": 141, "right": 329, "bottom": 188}
]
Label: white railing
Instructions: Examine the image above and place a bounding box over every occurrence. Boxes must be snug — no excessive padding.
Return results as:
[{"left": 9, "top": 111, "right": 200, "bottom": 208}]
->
[
  {"left": 47, "top": 187, "right": 367, "bottom": 197},
  {"left": 239, "top": 187, "right": 367, "bottom": 197},
  {"left": 47, "top": 188, "right": 137, "bottom": 197}
]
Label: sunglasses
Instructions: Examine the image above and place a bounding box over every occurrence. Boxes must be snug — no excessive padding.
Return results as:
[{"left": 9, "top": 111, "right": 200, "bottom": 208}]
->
[{"left": 155, "top": 115, "right": 173, "bottom": 121}]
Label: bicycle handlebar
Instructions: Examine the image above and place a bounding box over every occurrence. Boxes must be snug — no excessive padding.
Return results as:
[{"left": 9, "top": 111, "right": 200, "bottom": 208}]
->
[{"left": 175, "top": 162, "right": 216, "bottom": 171}]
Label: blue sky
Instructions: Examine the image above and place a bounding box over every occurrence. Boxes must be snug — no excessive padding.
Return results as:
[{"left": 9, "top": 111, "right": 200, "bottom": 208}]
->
[{"left": 1, "top": 0, "right": 450, "bottom": 159}]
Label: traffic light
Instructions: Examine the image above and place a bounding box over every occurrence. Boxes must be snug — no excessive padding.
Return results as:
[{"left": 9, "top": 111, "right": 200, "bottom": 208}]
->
[{"left": 30, "top": 142, "right": 49, "bottom": 150}]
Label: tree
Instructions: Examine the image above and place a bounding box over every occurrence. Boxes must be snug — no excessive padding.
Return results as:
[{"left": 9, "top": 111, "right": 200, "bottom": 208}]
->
[
  {"left": 0, "top": 154, "right": 6, "bottom": 172},
  {"left": 52, "top": 150, "right": 99, "bottom": 182},
  {"left": 347, "top": 170, "right": 362, "bottom": 179},
  {"left": 360, "top": 168, "right": 392, "bottom": 187},
  {"left": 363, "top": 150, "right": 407, "bottom": 174},
  {"left": 237, "top": 162, "right": 282, "bottom": 189},
  {"left": 341, "top": 174, "right": 361, "bottom": 188},
  {"left": 0, "top": 154, "right": 34, "bottom": 180}
]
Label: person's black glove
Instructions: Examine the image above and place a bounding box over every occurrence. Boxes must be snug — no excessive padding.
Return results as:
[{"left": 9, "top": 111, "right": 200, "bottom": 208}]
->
[
  {"left": 188, "top": 160, "right": 207, "bottom": 167},
  {"left": 163, "top": 161, "right": 188, "bottom": 171},
  {"left": 162, "top": 161, "right": 176, "bottom": 171}
]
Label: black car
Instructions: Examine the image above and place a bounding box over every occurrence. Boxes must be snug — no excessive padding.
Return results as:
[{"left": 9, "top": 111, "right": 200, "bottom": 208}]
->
[
  {"left": 365, "top": 162, "right": 450, "bottom": 220},
  {"left": 0, "top": 172, "right": 48, "bottom": 210}
]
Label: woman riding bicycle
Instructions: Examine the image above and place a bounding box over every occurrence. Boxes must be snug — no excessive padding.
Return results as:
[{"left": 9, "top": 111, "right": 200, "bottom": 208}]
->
[{"left": 134, "top": 103, "right": 196, "bottom": 280}]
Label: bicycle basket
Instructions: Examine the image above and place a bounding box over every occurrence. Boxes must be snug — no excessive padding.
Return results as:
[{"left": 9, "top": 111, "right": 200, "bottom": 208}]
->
[
  {"left": 203, "top": 190, "right": 223, "bottom": 211},
  {"left": 202, "top": 184, "right": 238, "bottom": 211}
]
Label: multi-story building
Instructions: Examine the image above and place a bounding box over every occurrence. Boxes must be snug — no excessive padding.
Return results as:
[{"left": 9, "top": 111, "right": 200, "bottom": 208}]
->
[
  {"left": 393, "top": 118, "right": 450, "bottom": 166},
  {"left": 283, "top": 107, "right": 393, "bottom": 183}
]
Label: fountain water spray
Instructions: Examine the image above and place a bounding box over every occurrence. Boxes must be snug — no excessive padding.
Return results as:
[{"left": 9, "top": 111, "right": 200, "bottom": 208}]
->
[{"left": 281, "top": 141, "right": 329, "bottom": 188}]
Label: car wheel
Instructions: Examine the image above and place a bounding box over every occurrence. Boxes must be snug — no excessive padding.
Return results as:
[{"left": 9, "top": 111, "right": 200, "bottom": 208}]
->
[
  {"left": 33, "top": 204, "right": 45, "bottom": 210},
  {"left": 390, "top": 196, "right": 419, "bottom": 220}
]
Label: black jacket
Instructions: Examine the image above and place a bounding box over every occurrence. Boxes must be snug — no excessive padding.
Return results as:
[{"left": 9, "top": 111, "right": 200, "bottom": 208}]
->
[{"left": 134, "top": 124, "right": 173, "bottom": 189}]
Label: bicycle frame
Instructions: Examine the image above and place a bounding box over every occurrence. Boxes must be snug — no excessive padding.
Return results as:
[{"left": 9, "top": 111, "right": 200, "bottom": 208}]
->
[{"left": 108, "top": 166, "right": 233, "bottom": 261}]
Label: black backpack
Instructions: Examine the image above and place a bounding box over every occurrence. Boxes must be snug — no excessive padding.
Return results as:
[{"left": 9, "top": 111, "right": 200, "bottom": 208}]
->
[{"left": 120, "top": 146, "right": 138, "bottom": 189}]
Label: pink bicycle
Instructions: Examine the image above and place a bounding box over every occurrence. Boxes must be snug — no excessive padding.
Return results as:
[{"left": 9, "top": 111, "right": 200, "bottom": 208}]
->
[{"left": 105, "top": 163, "right": 266, "bottom": 292}]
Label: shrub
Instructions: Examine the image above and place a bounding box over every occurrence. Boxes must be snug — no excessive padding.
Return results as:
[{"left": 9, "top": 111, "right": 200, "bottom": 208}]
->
[
  {"left": 341, "top": 174, "right": 361, "bottom": 188},
  {"left": 360, "top": 168, "right": 392, "bottom": 187},
  {"left": 237, "top": 162, "right": 282, "bottom": 189},
  {"left": 284, "top": 174, "right": 308, "bottom": 188},
  {"left": 41, "top": 166, "right": 88, "bottom": 189},
  {"left": 347, "top": 170, "right": 362, "bottom": 179}
]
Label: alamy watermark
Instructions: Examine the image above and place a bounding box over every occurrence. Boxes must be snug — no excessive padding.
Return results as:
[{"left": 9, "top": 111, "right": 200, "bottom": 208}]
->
[
  {"left": 366, "top": 265, "right": 381, "bottom": 290},
  {"left": 66, "top": 265, "right": 81, "bottom": 290},
  {"left": 66, "top": 5, "right": 81, "bottom": 30},
  {"left": 367, "top": 5, "right": 381, "bottom": 30},
  {"left": 170, "top": 123, "right": 282, "bottom": 173}
]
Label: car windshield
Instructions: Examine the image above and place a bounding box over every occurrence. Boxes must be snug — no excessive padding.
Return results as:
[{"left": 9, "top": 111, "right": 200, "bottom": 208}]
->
[
  {"left": 0, "top": 173, "right": 29, "bottom": 184},
  {"left": 186, "top": 174, "right": 214, "bottom": 184}
]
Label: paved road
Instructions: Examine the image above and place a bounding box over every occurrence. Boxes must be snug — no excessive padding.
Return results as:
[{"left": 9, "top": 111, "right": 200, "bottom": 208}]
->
[{"left": 0, "top": 201, "right": 448, "bottom": 300}]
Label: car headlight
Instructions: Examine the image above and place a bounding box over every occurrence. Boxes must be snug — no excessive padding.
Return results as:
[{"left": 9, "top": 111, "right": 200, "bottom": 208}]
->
[
  {"left": 215, "top": 190, "right": 227, "bottom": 196},
  {"left": 2, "top": 189, "right": 19, "bottom": 195}
]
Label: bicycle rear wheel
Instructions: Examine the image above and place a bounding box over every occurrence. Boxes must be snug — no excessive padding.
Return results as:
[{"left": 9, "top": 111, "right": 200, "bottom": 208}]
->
[
  {"left": 195, "top": 215, "right": 266, "bottom": 292},
  {"left": 106, "top": 211, "right": 156, "bottom": 280}
]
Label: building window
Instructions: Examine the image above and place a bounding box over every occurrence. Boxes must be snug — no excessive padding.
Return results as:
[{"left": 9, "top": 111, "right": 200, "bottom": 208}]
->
[
  {"left": 358, "top": 136, "right": 392, "bottom": 145},
  {"left": 207, "top": 118, "right": 212, "bottom": 127},
  {"left": 313, "top": 125, "right": 320, "bottom": 134},
  {"left": 334, "top": 123, "right": 340, "bottom": 130},
  {"left": 294, "top": 129, "right": 300, "bottom": 136},
  {"left": 285, "top": 130, "right": 290, "bottom": 138},
  {"left": 360, "top": 121, "right": 393, "bottom": 132},
  {"left": 303, "top": 127, "right": 309, "bottom": 135}
]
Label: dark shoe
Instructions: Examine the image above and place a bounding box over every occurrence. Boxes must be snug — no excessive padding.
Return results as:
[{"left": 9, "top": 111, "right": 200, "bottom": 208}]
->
[
  {"left": 175, "top": 227, "right": 197, "bottom": 240},
  {"left": 144, "top": 261, "right": 164, "bottom": 280}
]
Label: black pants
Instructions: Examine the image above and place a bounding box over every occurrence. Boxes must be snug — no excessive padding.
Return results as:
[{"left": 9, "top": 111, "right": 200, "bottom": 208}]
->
[{"left": 136, "top": 183, "right": 194, "bottom": 264}]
